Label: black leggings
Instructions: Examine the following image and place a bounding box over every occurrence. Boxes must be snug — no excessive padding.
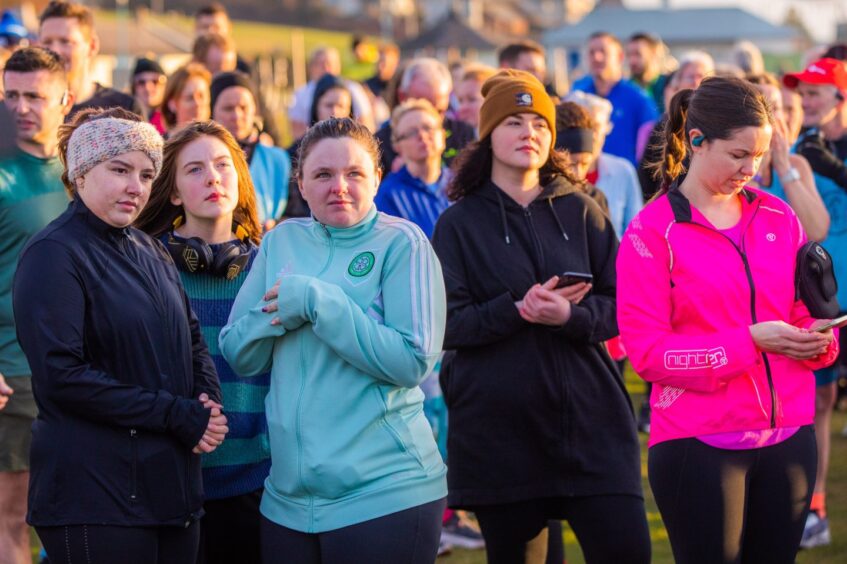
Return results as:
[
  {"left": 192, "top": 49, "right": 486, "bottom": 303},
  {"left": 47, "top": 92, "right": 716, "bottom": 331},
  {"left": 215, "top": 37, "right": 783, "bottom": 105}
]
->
[
  {"left": 472, "top": 495, "right": 651, "bottom": 564},
  {"left": 648, "top": 425, "right": 817, "bottom": 564},
  {"left": 198, "top": 488, "right": 263, "bottom": 564},
  {"left": 37, "top": 521, "right": 200, "bottom": 564},
  {"left": 260, "top": 498, "right": 446, "bottom": 564}
]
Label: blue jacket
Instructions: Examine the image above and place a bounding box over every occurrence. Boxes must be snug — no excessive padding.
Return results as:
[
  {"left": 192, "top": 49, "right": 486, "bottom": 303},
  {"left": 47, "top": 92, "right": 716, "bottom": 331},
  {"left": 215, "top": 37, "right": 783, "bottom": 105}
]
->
[
  {"left": 14, "top": 198, "right": 220, "bottom": 527},
  {"left": 572, "top": 77, "right": 658, "bottom": 166},
  {"left": 375, "top": 165, "right": 450, "bottom": 238},
  {"left": 220, "top": 207, "right": 447, "bottom": 532}
]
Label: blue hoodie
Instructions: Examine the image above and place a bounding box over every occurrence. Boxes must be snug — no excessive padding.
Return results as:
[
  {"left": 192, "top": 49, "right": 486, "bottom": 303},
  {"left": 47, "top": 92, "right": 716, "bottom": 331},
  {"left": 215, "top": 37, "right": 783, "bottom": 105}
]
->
[{"left": 219, "top": 207, "right": 447, "bottom": 532}]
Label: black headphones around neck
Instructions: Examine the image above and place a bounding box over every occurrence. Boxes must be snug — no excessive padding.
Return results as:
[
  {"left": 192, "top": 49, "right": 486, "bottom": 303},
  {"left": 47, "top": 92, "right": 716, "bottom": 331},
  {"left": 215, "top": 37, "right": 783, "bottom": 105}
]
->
[{"left": 167, "top": 217, "right": 252, "bottom": 280}]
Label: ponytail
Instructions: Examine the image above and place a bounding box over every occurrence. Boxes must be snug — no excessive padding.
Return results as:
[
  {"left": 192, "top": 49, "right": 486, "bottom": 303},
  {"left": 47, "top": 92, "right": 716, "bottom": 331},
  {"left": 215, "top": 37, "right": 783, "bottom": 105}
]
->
[{"left": 656, "top": 88, "right": 693, "bottom": 194}]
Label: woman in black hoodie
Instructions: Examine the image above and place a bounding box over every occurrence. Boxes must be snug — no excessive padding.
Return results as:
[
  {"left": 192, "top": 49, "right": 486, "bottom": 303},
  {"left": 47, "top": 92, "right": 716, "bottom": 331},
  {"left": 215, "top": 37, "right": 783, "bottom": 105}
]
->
[{"left": 432, "top": 70, "right": 649, "bottom": 563}]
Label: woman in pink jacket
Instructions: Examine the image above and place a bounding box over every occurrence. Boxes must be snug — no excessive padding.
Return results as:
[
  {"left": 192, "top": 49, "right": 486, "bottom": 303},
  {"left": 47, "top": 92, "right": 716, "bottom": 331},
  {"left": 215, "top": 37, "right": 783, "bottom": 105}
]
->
[{"left": 617, "top": 76, "right": 839, "bottom": 564}]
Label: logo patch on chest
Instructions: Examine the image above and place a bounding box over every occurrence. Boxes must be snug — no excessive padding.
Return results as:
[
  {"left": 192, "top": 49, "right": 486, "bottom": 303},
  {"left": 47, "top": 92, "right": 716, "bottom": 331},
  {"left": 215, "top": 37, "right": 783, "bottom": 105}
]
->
[{"left": 348, "top": 251, "right": 376, "bottom": 277}]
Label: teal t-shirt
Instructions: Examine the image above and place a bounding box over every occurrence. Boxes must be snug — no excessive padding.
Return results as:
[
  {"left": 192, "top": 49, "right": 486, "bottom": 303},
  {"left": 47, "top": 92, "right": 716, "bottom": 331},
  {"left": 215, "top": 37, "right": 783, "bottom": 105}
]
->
[{"left": 0, "top": 149, "right": 68, "bottom": 377}]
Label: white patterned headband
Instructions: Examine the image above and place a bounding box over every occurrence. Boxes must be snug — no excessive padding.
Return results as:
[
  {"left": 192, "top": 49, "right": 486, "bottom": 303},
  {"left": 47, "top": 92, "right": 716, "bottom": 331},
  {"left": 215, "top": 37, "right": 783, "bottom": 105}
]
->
[{"left": 67, "top": 117, "right": 163, "bottom": 183}]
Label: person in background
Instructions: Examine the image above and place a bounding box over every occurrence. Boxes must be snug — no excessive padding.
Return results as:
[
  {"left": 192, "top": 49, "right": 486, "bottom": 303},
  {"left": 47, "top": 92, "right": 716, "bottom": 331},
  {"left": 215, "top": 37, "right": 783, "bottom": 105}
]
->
[
  {"left": 454, "top": 64, "right": 497, "bottom": 137},
  {"left": 572, "top": 31, "right": 658, "bottom": 167},
  {"left": 132, "top": 57, "right": 167, "bottom": 135},
  {"left": 433, "top": 69, "right": 649, "bottom": 564},
  {"left": 731, "top": 40, "right": 766, "bottom": 76},
  {"left": 220, "top": 117, "right": 447, "bottom": 564},
  {"left": 285, "top": 74, "right": 354, "bottom": 219},
  {"left": 0, "top": 10, "right": 30, "bottom": 71},
  {"left": 375, "top": 58, "right": 476, "bottom": 173},
  {"left": 782, "top": 57, "right": 847, "bottom": 548},
  {"left": 134, "top": 120, "right": 268, "bottom": 564},
  {"left": 211, "top": 71, "right": 290, "bottom": 229},
  {"left": 364, "top": 42, "right": 399, "bottom": 125},
  {"left": 618, "top": 76, "right": 836, "bottom": 564},
  {"left": 15, "top": 107, "right": 225, "bottom": 564},
  {"left": 564, "top": 92, "right": 642, "bottom": 237},
  {"left": 161, "top": 62, "right": 211, "bottom": 135},
  {"left": 746, "top": 73, "right": 829, "bottom": 242},
  {"left": 498, "top": 40, "right": 557, "bottom": 99},
  {"left": 626, "top": 32, "right": 666, "bottom": 112},
  {"left": 782, "top": 84, "right": 805, "bottom": 144},
  {"left": 288, "top": 46, "right": 374, "bottom": 139},
  {"left": 193, "top": 2, "right": 251, "bottom": 74},
  {"left": 0, "top": 45, "right": 72, "bottom": 564},
  {"left": 193, "top": 33, "right": 237, "bottom": 77},
  {"left": 37, "top": 1, "right": 140, "bottom": 118}
]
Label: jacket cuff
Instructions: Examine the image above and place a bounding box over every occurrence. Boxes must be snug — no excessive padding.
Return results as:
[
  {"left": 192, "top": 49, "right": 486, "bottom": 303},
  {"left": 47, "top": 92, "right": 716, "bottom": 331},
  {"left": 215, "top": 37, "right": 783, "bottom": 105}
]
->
[
  {"left": 278, "top": 275, "right": 311, "bottom": 329},
  {"left": 492, "top": 292, "right": 527, "bottom": 333},
  {"left": 558, "top": 303, "right": 592, "bottom": 339},
  {"left": 167, "top": 398, "right": 212, "bottom": 447}
]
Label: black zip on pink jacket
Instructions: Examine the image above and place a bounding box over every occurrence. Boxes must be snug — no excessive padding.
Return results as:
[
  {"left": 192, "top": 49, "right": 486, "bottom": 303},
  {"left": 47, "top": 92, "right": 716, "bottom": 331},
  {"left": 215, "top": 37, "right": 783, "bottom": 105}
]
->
[{"left": 617, "top": 186, "right": 839, "bottom": 446}]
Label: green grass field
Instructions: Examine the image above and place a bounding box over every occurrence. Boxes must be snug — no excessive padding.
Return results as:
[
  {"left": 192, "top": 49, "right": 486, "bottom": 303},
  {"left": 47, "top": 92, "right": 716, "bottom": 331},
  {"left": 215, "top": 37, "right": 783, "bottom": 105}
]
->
[{"left": 441, "top": 371, "right": 847, "bottom": 563}]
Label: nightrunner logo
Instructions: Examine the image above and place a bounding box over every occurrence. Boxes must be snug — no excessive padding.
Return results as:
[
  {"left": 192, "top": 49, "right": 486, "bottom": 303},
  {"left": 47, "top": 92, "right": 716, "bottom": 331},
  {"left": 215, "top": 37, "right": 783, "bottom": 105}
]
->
[
  {"left": 664, "top": 347, "right": 728, "bottom": 370},
  {"left": 348, "top": 252, "right": 376, "bottom": 277}
]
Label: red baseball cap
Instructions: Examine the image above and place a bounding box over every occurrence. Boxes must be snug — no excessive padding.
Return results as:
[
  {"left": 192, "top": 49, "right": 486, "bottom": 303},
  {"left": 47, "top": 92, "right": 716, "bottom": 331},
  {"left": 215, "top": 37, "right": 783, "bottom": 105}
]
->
[{"left": 783, "top": 58, "right": 847, "bottom": 92}]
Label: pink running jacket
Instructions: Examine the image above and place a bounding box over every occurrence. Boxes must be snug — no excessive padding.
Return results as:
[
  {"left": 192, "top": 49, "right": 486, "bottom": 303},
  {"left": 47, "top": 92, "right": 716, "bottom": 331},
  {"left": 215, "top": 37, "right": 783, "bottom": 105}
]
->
[{"left": 617, "top": 187, "right": 839, "bottom": 446}]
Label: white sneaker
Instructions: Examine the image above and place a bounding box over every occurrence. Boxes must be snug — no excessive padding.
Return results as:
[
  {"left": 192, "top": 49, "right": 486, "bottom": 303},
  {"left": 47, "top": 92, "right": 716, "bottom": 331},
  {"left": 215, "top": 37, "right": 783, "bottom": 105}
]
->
[{"left": 800, "top": 511, "right": 831, "bottom": 549}]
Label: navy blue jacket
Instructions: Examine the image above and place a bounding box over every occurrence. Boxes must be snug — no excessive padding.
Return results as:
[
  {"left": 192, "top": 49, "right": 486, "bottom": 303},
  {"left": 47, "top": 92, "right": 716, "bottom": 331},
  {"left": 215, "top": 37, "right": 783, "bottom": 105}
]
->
[{"left": 13, "top": 198, "right": 221, "bottom": 527}]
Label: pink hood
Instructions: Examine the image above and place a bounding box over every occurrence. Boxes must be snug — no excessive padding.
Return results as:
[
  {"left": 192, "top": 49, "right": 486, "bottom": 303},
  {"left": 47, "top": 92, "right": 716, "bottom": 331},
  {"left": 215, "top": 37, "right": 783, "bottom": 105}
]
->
[{"left": 617, "top": 187, "right": 838, "bottom": 446}]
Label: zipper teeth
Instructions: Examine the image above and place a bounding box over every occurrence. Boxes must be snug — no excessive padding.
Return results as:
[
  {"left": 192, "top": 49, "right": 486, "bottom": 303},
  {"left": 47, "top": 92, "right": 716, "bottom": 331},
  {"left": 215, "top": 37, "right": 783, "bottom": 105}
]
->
[{"left": 686, "top": 205, "right": 777, "bottom": 428}]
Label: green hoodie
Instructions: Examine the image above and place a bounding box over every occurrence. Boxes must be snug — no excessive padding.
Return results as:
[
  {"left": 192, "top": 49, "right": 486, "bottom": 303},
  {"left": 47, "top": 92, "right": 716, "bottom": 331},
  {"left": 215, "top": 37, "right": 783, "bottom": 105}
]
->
[{"left": 220, "top": 206, "right": 447, "bottom": 533}]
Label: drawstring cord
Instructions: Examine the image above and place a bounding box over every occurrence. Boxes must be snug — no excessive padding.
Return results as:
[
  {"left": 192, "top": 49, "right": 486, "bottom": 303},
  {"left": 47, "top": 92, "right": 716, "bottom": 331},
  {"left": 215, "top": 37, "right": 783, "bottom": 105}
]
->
[
  {"left": 494, "top": 189, "right": 512, "bottom": 245},
  {"left": 547, "top": 198, "right": 569, "bottom": 241}
]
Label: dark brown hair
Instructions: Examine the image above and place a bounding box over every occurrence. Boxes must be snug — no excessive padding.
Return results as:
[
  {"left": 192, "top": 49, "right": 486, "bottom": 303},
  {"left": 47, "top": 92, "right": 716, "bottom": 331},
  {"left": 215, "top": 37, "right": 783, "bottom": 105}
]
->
[
  {"left": 134, "top": 121, "right": 262, "bottom": 245},
  {"left": 745, "top": 72, "right": 779, "bottom": 88},
  {"left": 161, "top": 63, "right": 211, "bottom": 129},
  {"left": 295, "top": 117, "right": 381, "bottom": 180},
  {"left": 57, "top": 107, "right": 142, "bottom": 197},
  {"left": 498, "top": 40, "right": 545, "bottom": 66},
  {"left": 588, "top": 31, "right": 622, "bottom": 50},
  {"left": 447, "top": 136, "right": 575, "bottom": 201},
  {"left": 39, "top": 1, "right": 93, "bottom": 38},
  {"left": 195, "top": 2, "right": 228, "bottom": 19},
  {"left": 192, "top": 33, "right": 235, "bottom": 64},
  {"left": 555, "top": 102, "right": 596, "bottom": 131},
  {"left": 3, "top": 46, "right": 66, "bottom": 79},
  {"left": 654, "top": 76, "right": 773, "bottom": 193}
]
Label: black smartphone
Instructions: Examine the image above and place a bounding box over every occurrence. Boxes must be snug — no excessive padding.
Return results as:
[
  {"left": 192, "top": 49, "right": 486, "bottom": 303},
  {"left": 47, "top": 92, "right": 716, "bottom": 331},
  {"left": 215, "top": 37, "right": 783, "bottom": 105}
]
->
[{"left": 555, "top": 271, "right": 593, "bottom": 289}]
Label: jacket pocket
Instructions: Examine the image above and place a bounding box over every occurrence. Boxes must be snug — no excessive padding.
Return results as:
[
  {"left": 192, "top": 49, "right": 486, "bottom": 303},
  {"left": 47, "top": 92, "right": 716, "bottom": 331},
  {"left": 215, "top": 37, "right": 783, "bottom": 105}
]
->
[{"left": 129, "top": 429, "right": 138, "bottom": 502}]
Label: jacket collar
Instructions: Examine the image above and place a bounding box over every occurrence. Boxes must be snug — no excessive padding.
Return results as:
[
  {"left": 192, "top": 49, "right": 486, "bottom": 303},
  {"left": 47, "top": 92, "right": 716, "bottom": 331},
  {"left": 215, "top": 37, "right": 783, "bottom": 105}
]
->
[
  {"left": 667, "top": 185, "right": 759, "bottom": 226},
  {"left": 72, "top": 197, "right": 130, "bottom": 237},
  {"left": 311, "top": 204, "right": 378, "bottom": 241}
]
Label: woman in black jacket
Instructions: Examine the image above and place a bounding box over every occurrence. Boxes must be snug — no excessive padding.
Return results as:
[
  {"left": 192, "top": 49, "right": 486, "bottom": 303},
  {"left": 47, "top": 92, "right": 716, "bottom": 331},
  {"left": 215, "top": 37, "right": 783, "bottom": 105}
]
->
[
  {"left": 13, "top": 108, "right": 226, "bottom": 564},
  {"left": 432, "top": 70, "right": 649, "bottom": 563}
]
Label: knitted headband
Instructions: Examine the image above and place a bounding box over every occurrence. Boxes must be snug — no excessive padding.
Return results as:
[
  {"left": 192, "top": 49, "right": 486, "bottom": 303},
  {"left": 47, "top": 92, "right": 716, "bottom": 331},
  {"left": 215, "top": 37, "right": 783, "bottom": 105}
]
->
[{"left": 67, "top": 117, "right": 163, "bottom": 183}]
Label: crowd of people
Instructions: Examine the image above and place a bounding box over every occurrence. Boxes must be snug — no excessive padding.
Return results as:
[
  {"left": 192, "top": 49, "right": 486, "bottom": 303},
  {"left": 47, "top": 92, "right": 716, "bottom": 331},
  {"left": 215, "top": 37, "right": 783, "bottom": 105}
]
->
[{"left": 1, "top": 1, "right": 847, "bottom": 563}]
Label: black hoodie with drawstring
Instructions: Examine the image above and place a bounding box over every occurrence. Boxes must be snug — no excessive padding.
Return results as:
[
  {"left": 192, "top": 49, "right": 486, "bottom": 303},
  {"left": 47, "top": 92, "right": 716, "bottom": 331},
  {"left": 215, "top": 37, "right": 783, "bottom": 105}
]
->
[{"left": 431, "top": 176, "right": 642, "bottom": 507}]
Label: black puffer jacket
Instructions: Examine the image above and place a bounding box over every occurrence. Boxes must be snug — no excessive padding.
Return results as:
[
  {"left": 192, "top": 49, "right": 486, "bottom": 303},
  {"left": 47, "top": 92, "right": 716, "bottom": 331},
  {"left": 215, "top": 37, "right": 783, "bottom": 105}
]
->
[
  {"left": 432, "top": 177, "right": 641, "bottom": 507},
  {"left": 14, "top": 198, "right": 221, "bottom": 527}
]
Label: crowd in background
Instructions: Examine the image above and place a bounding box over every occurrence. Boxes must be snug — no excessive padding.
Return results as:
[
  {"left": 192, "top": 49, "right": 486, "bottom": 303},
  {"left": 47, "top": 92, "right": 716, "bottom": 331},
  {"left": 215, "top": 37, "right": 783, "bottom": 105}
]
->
[{"left": 1, "top": 1, "right": 847, "bottom": 563}]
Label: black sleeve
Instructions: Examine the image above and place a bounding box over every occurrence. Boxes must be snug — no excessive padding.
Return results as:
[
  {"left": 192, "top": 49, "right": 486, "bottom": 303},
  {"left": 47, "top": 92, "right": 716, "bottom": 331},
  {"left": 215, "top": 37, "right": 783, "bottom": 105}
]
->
[
  {"left": 557, "top": 196, "right": 620, "bottom": 344},
  {"left": 432, "top": 212, "right": 527, "bottom": 349},
  {"left": 13, "top": 240, "right": 210, "bottom": 447}
]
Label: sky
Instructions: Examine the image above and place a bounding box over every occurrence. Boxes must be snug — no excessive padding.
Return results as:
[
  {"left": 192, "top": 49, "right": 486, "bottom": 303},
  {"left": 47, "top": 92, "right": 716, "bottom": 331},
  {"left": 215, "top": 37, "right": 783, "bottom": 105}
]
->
[{"left": 623, "top": 0, "right": 845, "bottom": 43}]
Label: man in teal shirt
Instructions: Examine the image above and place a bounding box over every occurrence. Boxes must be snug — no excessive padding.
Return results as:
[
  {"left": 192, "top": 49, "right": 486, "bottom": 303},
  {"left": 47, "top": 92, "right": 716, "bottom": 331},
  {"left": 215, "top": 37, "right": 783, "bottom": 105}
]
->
[{"left": 0, "top": 46, "right": 71, "bottom": 562}]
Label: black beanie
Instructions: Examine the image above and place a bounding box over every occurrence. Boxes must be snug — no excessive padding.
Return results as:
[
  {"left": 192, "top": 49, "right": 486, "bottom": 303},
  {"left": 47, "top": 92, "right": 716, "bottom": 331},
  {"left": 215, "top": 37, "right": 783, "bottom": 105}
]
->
[
  {"left": 210, "top": 71, "right": 257, "bottom": 115},
  {"left": 132, "top": 57, "right": 164, "bottom": 78}
]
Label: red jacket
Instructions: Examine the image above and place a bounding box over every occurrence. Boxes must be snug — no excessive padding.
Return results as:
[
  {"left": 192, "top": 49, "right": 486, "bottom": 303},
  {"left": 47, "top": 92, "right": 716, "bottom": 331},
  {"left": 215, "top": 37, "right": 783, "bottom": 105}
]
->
[{"left": 617, "top": 187, "right": 838, "bottom": 445}]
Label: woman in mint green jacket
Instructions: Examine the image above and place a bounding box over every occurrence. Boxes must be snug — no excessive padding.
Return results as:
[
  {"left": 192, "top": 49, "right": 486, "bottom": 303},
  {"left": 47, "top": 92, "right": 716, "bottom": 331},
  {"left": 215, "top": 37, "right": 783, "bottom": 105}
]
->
[{"left": 219, "top": 117, "right": 447, "bottom": 563}]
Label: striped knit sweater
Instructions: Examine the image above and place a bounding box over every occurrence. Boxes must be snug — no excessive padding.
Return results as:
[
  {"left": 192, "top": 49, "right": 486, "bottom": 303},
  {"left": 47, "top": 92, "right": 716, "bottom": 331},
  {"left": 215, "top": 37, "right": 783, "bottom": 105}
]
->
[{"left": 177, "top": 242, "right": 271, "bottom": 500}]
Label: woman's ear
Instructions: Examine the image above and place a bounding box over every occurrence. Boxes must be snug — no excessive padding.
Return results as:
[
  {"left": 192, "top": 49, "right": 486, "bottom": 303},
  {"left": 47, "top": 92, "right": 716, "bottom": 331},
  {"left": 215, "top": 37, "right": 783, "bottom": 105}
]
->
[
  {"left": 689, "top": 128, "right": 705, "bottom": 148},
  {"left": 169, "top": 189, "right": 183, "bottom": 207}
]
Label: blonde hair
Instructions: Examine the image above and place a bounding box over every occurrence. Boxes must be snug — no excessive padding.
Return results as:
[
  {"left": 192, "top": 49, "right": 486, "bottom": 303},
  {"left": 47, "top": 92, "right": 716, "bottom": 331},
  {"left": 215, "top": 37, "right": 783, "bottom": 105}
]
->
[{"left": 390, "top": 98, "right": 442, "bottom": 143}]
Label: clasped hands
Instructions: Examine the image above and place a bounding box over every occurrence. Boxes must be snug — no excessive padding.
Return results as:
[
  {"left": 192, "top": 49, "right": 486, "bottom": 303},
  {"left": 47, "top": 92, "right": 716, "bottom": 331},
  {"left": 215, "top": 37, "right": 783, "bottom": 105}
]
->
[
  {"left": 516, "top": 276, "right": 592, "bottom": 326},
  {"left": 192, "top": 393, "right": 229, "bottom": 454}
]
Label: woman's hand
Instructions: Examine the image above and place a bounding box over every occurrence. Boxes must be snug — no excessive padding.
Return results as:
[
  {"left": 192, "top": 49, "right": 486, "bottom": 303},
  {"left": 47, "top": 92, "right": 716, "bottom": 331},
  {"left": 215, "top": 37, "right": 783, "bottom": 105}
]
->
[
  {"left": 262, "top": 280, "right": 282, "bottom": 326},
  {"left": 518, "top": 277, "right": 575, "bottom": 326},
  {"left": 192, "top": 393, "right": 229, "bottom": 454},
  {"left": 770, "top": 117, "right": 793, "bottom": 177},
  {"left": 750, "top": 321, "right": 833, "bottom": 360}
]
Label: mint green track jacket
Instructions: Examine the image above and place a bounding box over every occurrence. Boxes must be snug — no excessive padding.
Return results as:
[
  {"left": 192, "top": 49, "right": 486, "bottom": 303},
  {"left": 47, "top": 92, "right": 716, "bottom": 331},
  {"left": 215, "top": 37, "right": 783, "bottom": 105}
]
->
[{"left": 219, "top": 206, "right": 447, "bottom": 533}]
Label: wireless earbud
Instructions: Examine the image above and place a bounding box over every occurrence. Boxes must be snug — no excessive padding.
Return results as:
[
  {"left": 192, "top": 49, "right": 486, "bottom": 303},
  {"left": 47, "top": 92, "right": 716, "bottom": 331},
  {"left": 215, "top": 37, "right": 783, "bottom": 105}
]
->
[{"left": 692, "top": 135, "right": 705, "bottom": 147}]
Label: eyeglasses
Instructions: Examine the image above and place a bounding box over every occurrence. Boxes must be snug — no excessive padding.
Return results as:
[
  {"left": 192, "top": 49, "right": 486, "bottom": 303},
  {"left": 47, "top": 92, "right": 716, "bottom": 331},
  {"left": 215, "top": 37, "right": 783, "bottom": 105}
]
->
[{"left": 394, "top": 123, "right": 440, "bottom": 142}]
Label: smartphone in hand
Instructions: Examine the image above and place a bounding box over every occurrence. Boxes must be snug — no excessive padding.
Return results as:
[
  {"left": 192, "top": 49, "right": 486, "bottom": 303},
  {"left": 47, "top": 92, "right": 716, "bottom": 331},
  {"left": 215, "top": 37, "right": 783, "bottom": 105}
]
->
[
  {"left": 555, "top": 272, "right": 593, "bottom": 289},
  {"left": 814, "top": 313, "right": 847, "bottom": 332}
]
